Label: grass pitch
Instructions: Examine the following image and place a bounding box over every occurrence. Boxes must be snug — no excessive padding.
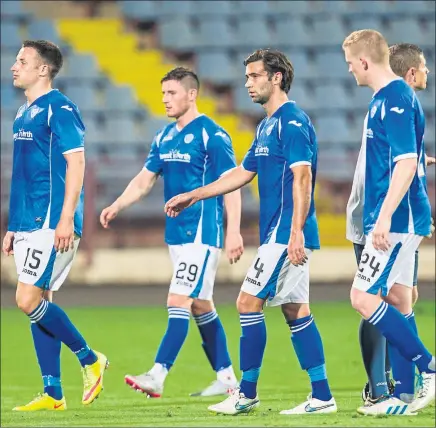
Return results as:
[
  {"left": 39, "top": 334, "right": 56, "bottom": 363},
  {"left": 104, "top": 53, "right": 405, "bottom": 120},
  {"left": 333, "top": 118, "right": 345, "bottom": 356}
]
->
[{"left": 1, "top": 301, "right": 435, "bottom": 427}]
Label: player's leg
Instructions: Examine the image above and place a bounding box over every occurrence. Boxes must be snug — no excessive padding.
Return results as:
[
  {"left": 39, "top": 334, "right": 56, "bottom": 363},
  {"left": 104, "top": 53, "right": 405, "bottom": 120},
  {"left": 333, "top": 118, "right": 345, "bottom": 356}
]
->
[
  {"left": 277, "top": 252, "right": 336, "bottom": 415},
  {"left": 208, "top": 244, "right": 287, "bottom": 415},
  {"left": 351, "top": 233, "right": 434, "bottom": 416},
  {"left": 355, "top": 243, "right": 391, "bottom": 402},
  {"left": 384, "top": 283, "right": 416, "bottom": 405},
  {"left": 190, "top": 298, "right": 238, "bottom": 396},
  {"left": 13, "top": 229, "right": 108, "bottom": 410}
]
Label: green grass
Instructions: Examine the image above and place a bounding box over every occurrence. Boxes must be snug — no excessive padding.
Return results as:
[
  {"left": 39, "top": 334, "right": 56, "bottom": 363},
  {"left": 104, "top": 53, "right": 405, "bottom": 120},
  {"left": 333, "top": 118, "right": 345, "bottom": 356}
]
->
[{"left": 1, "top": 301, "right": 435, "bottom": 427}]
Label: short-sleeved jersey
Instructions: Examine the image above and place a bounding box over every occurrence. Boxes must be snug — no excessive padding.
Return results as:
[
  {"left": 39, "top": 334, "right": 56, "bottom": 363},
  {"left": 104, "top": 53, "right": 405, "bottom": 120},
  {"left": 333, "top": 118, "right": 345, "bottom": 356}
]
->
[
  {"left": 8, "top": 89, "right": 85, "bottom": 236},
  {"left": 363, "top": 79, "right": 431, "bottom": 236},
  {"left": 145, "top": 115, "right": 237, "bottom": 248},
  {"left": 242, "top": 101, "right": 320, "bottom": 248}
]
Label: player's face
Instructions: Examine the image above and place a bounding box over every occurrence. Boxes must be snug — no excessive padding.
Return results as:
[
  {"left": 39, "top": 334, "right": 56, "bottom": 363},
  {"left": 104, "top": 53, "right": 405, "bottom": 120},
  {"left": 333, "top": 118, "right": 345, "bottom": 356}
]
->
[
  {"left": 412, "top": 54, "right": 429, "bottom": 91},
  {"left": 11, "top": 47, "right": 44, "bottom": 89},
  {"left": 245, "top": 61, "right": 274, "bottom": 105},
  {"left": 344, "top": 48, "right": 368, "bottom": 86},
  {"left": 162, "top": 80, "right": 192, "bottom": 118}
]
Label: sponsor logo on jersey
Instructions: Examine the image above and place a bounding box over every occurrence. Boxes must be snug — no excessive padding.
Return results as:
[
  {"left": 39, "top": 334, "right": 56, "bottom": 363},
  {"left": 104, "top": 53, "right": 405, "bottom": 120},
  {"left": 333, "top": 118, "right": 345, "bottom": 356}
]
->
[
  {"left": 61, "top": 105, "right": 73, "bottom": 112},
  {"left": 184, "top": 133, "right": 194, "bottom": 144},
  {"left": 390, "top": 107, "right": 404, "bottom": 114},
  {"left": 159, "top": 149, "right": 191, "bottom": 163},
  {"left": 30, "top": 105, "right": 45, "bottom": 118},
  {"left": 255, "top": 145, "right": 269, "bottom": 156},
  {"left": 22, "top": 268, "right": 37, "bottom": 277},
  {"left": 13, "top": 129, "right": 33, "bottom": 141},
  {"left": 366, "top": 128, "right": 374, "bottom": 139},
  {"left": 245, "top": 276, "right": 262, "bottom": 287},
  {"left": 288, "top": 120, "right": 302, "bottom": 127}
]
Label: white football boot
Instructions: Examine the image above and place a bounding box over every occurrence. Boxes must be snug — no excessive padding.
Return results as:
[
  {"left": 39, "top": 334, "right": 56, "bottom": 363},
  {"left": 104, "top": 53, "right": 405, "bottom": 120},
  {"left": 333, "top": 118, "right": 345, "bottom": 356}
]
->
[
  {"left": 280, "top": 394, "right": 337, "bottom": 415},
  {"left": 125, "top": 372, "right": 163, "bottom": 398},
  {"left": 190, "top": 379, "right": 238, "bottom": 397},
  {"left": 357, "top": 396, "right": 417, "bottom": 416},
  {"left": 208, "top": 388, "right": 259, "bottom": 415},
  {"left": 410, "top": 372, "right": 435, "bottom": 412}
]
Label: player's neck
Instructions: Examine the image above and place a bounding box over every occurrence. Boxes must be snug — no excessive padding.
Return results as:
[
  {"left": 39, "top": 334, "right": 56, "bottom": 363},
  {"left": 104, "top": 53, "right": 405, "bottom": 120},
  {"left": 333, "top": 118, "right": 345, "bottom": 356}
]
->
[
  {"left": 263, "top": 93, "right": 289, "bottom": 117},
  {"left": 25, "top": 82, "right": 53, "bottom": 106},
  {"left": 367, "top": 67, "right": 400, "bottom": 94},
  {"left": 176, "top": 107, "right": 201, "bottom": 130}
]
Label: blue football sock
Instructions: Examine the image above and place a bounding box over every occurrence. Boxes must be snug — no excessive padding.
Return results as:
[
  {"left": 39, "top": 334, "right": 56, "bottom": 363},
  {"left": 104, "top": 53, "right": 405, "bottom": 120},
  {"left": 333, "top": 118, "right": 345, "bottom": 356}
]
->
[
  {"left": 390, "top": 311, "right": 418, "bottom": 403},
  {"left": 368, "top": 302, "right": 434, "bottom": 374},
  {"left": 155, "top": 307, "right": 190, "bottom": 370},
  {"left": 358, "top": 319, "right": 389, "bottom": 398},
  {"left": 28, "top": 299, "right": 97, "bottom": 368},
  {"left": 289, "top": 314, "right": 332, "bottom": 401},
  {"left": 31, "top": 323, "right": 63, "bottom": 400},
  {"left": 239, "top": 312, "right": 266, "bottom": 399},
  {"left": 194, "top": 310, "right": 232, "bottom": 372}
]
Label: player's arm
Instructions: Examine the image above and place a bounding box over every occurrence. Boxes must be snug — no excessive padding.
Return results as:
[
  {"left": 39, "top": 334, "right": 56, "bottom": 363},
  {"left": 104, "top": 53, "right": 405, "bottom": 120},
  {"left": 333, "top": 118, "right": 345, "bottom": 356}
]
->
[
  {"left": 373, "top": 96, "right": 418, "bottom": 251},
  {"left": 425, "top": 154, "right": 436, "bottom": 166},
  {"left": 100, "top": 168, "right": 158, "bottom": 229},
  {"left": 224, "top": 186, "right": 244, "bottom": 264},
  {"left": 165, "top": 166, "right": 255, "bottom": 217},
  {"left": 51, "top": 103, "right": 86, "bottom": 253}
]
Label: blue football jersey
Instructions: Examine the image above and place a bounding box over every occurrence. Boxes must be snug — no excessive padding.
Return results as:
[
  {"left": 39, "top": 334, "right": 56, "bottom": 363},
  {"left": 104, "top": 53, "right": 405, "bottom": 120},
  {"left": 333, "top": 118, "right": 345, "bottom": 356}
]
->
[
  {"left": 242, "top": 101, "right": 320, "bottom": 248},
  {"left": 145, "top": 115, "right": 237, "bottom": 248},
  {"left": 8, "top": 89, "right": 85, "bottom": 236},
  {"left": 364, "top": 79, "right": 431, "bottom": 236}
]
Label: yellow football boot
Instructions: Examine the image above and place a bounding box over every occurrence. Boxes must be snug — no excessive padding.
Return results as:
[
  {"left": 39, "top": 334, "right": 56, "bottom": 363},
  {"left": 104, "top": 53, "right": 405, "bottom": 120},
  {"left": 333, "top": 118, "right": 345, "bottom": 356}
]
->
[
  {"left": 82, "top": 351, "right": 109, "bottom": 405},
  {"left": 13, "top": 393, "right": 66, "bottom": 411}
]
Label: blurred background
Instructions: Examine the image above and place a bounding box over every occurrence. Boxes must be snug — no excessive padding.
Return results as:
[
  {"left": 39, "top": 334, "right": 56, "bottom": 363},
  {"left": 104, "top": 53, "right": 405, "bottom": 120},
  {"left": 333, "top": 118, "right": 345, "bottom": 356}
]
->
[{"left": 1, "top": 0, "right": 435, "bottom": 291}]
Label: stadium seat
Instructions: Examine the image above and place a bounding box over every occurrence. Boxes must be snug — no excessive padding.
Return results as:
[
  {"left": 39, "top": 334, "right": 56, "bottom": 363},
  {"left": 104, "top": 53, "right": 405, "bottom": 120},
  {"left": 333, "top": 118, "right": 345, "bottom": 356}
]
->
[
  {"left": 1, "top": 22, "right": 22, "bottom": 51},
  {"left": 315, "top": 52, "right": 350, "bottom": 80},
  {"left": 233, "top": 85, "right": 264, "bottom": 115},
  {"left": 315, "top": 115, "right": 352, "bottom": 145},
  {"left": 235, "top": 1, "right": 272, "bottom": 16},
  {"left": 196, "top": 52, "right": 237, "bottom": 85},
  {"left": 418, "top": 89, "right": 435, "bottom": 111},
  {"left": 120, "top": 1, "right": 160, "bottom": 21},
  {"left": 105, "top": 116, "right": 138, "bottom": 144},
  {"left": 289, "top": 85, "right": 317, "bottom": 112},
  {"left": 285, "top": 50, "right": 319, "bottom": 80},
  {"left": 317, "top": 150, "right": 355, "bottom": 181},
  {"left": 144, "top": 117, "right": 172, "bottom": 143},
  {"left": 63, "top": 82, "right": 100, "bottom": 112},
  {"left": 350, "top": 86, "right": 373, "bottom": 111},
  {"left": 0, "top": 0, "right": 31, "bottom": 21},
  {"left": 195, "top": 18, "right": 236, "bottom": 50},
  {"left": 391, "top": 0, "right": 430, "bottom": 15},
  {"left": 275, "top": 18, "right": 312, "bottom": 49},
  {"left": 315, "top": 83, "right": 351, "bottom": 110},
  {"left": 345, "top": 16, "right": 385, "bottom": 34},
  {"left": 385, "top": 18, "right": 428, "bottom": 47},
  {"left": 310, "top": 17, "right": 349, "bottom": 48},
  {"left": 341, "top": 0, "right": 392, "bottom": 16},
  {"left": 66, "top": 53, "right": 102, "bottom": 80},
  {"left": 27, "top": 20, "right": 64, "bottom": 47},
  {"left": 159, "top": 19, "right": 197, "bottom": 52},
  {"left": 160, "top": 0, "right": 195, "bottom": 17},
  {"left": 1, "top": 53, "right": 16, "bottom": 78},
  {"left": 1, "top": 117, "right": 14, "bottom": 143},
  {"left": 235, "top": 17, "right": 274, "bottom": 50},
  {"left": 83, "top": 119, "right": 103, "bottom": 145},
  {"left": 104, "top": 84, "right": 143, "bottom": 114},
  {"left": 1, "top": 84, "right": 22, "bottom": 111},
  {"left": 269, "top": 0, "right": 311, "bottom": 16},
  {"left": 195, "top": 0, "right": 233, "bottom": 17}
]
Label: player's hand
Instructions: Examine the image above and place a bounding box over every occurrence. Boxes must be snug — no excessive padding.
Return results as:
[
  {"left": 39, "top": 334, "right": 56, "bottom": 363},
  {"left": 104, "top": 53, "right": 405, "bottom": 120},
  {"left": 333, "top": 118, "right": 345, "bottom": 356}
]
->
[
  {"left": 372, "top": 217, "right": 391, "bottom": 251},
  {"left": 55, "top": 217, "right": 75, "bottom": 253},
  {"left": 288, "top": 229, "right": 307, "bottom": 266},
  {"left": 425, "top": 217, "right": 435, "bottom": 239},
  {"left": 225, "top": 232, "right": 244, "bottom": 264},
  {"left": 165, "top": 192, "right": 197, "bottom": 217},
  {"left": 2, "top": 231, "right": 15, "bottom": 256},
  {"left": 100, "top": 204, "right": 120, "bottom": 229},
  {"left": 425, "top": 154, "right": 436, "bottom": 166}
]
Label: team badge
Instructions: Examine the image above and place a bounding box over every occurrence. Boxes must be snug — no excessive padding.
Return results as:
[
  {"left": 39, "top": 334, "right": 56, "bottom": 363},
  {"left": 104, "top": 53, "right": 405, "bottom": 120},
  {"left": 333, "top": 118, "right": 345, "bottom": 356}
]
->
[
  {"left": 30, "top": 106, "right": 44, "bottom": 119},
  {"left": 184, "top": 134, "right": 194, "bottom": 144}
]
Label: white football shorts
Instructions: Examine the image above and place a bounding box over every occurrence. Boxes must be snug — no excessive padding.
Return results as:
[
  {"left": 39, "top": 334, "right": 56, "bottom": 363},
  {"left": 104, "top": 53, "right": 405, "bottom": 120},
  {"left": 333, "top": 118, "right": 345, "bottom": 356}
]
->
[
  {"left": 241, "top": 243, "right": 313, "bottom": 307},
  {"left": 352, "top": 232, "right": 422, "bottom": 296},
  {"left": 13, "top": 228, "right": 80, "bottom": 291},
  {"left": 168, "top": 243, "right": 221, "bottom": 301}
]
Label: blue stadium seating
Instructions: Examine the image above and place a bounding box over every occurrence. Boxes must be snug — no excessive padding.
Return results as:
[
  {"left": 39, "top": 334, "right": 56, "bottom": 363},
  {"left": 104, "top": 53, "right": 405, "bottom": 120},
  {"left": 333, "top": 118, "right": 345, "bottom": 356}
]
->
[
  {"left": 159, "top": 19, "right": 197, "bottom": 51},
  {"left": 121, "top": 1, "right": 160, "bottom": 21},
  {"left": 160, "top": 0, "right": 196, "bottom": 17},
  {"left": 233, "top": 85, "right": 264, "bottom": 115},
  {"left": 1, "top": 22, "right": 22, "bottom": 51},
  {"left": 63, "top": 82, "right": 100, "bottom": 112},
  {"left": 195, "top": 1, "right": 233, "bottom": 17},
  {"left": 66, "top": 53, "right": 102, "bottom": 80},
  {"left": 195, "top": 18, "right": 237, "bottom": 50},
  {"left": 28, "top": 19, "right": 64, "bottom": 47},
  {"left": 275, "top": 18, "right": 312, "bottom": 49},
  {"left": 235, "top": 17, "right": 274, "bottom": 50},
  {"left": 0, "top": 0, "right": 31, "bottom": 21},
  {"left": 196, "top": 52, "right": 237, "bottom": 85}
]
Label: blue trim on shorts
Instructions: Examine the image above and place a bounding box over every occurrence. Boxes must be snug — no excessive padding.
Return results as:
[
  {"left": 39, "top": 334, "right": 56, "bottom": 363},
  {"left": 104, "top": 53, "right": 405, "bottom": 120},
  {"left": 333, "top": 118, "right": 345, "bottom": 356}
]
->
[
  {"left": 367, "top": 242, "right": 402, "bottom": 297},
  {"left": 35, "top": 247, "right": 56, "bottom": 290},
  {"left": 255, "top": 249, "right": 288, "bottom": 301},
  {"left": 413, "top": 250, "right": 419, "bottom": 287},
  {"left": 189, "top": 249, "right": 211, "bottom": 299}
]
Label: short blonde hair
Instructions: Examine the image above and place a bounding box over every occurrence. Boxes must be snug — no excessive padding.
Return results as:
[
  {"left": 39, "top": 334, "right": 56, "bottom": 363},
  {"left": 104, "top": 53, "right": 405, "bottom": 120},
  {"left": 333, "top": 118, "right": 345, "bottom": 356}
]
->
[{"left": 342, "top": 29, "right": 389, "bottom": 64}]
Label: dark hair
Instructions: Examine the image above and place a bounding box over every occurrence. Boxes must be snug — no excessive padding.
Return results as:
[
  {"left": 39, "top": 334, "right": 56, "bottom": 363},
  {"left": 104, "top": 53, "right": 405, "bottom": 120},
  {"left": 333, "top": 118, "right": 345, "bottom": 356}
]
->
[
  {"left": 23, "top": 39, "right": 63, "bottom": 80},
  {"left": 389, "top": 43, "right": 423, "bottom": 78},
  {"left": 244, "top": 49, "right": 294, "bottom": 93},
  {"left": 161, "top": 67, "right": 200, "bottom": 91}
]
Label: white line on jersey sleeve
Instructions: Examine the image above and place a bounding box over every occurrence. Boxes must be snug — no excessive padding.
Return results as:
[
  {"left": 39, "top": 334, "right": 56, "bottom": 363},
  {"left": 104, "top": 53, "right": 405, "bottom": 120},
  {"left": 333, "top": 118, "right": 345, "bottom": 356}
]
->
[
  {"left": 289, "top": 161, "right": 311, "bottom": 169},
  {"left": 62, "top": 147, "right": 85, "bottom": 155}
]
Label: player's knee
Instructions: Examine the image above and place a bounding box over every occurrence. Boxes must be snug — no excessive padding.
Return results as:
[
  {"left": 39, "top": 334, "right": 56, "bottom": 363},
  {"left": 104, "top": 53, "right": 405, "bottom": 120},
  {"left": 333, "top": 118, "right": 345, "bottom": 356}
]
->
[
  {"left": 191, "top": 299, "right": 215, "bottom": 316},
  {"left": 281, "top": 303, "right": 310, "bottom": 322},
  {"left": 236, "top": 291, "right": 263, "bottom": 313},
  {"left": 166, "top": 293, "right": 192, "bottom": 310},
  {"left": 350, "top": 287, "right": 367, "bottom": 313},
  {"left": 15, "top": 292, "right": 41, "bottom": 314}
]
